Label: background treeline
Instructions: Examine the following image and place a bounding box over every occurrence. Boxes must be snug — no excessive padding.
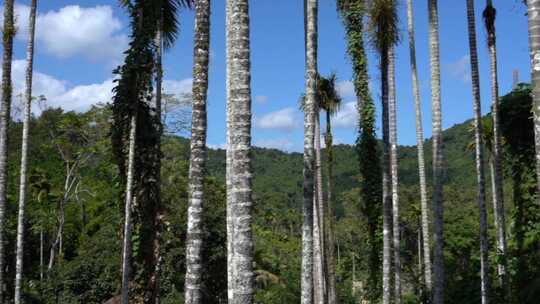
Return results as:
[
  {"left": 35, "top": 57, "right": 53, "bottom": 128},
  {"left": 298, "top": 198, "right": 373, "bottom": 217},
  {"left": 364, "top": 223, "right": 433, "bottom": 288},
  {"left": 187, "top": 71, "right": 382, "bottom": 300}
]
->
[{"left": 0, "top": 84, "right": 537, "bottom": 303}]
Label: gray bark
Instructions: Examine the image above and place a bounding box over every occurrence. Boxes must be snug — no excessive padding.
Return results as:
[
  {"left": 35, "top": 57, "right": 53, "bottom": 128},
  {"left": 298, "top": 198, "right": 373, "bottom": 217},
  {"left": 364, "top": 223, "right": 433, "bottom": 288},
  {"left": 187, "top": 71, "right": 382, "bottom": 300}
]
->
[
  {"left": 185, "top": 1, "right": 210, "bottom": 303},
  {"left": 313, "top": 114, "right": 325, "bottom": 304},
  {"left": 389, "top": 47, "right": 401, "bottom": 304},
  {"left": 225, "top": 0, "right": 234, "bottom": 300},
  {"left": 466, "top": 1, "right": 491, "bottom": 302},
  {"left": 428, "top": 1, "right": 445, "bottom": 303},
  {"left": 226, "top": 1, "right": 254, "bottom": 303},
  {"left": 0, "top": 1, "right": 15, "bottom": 300},
  {"left": 484, "top": 0, "right": 508, "bottom": 295},
  {"left": 48, "top": 157, "right": 82, "bottom": 270},
  {"left": 381, "top": 39, "right": 392, "bottom": 304},
  {"left": 14, "top": 1, "right": 37, "bottom": 303},
  {"left": 529, "top": 0, "right": 540, "bottom": 203},
  {"left": 121, "top": 114, "right": 137, "bottom": 304},
  {"left": 406, "top": 0, "right": 432, "bottom": 294},
  {"left": 302, "top": 1, "right": 318, "bottom": 303},
  {"left": 325, "top": 111, "right": 337, "bottom": 304}
]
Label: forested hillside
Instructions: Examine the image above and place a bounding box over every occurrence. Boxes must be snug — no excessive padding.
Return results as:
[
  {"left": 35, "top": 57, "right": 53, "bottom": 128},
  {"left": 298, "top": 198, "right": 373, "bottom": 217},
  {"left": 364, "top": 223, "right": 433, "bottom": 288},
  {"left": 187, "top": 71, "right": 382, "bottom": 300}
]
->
[{"left": 2, "top": 85, "right": 537, "bottom": 303}]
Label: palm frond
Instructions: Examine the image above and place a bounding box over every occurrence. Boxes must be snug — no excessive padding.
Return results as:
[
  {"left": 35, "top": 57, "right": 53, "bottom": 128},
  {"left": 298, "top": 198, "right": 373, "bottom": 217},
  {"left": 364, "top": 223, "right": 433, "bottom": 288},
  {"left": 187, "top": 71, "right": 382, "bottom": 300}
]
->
[
  {"left": 318, "top": 73, "right": 342, "bottom": 115},
  {"left": 158, "top": 0, "right": 195, "bottom": 49},
  {"left": 368, "top": 0, "right": 399, "bottom": 52},
  {"left": 482, "top": 2, "right": 497, "bottom": 47}
]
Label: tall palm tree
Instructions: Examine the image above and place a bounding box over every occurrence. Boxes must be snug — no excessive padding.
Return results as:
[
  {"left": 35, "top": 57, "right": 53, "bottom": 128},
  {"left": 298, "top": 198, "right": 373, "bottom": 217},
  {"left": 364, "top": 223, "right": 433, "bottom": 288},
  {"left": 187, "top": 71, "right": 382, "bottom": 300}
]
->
[
  {"left": 302, "top": 0, "right": 318, "bottom": 303},
  {"left": 528, "top": 1, "right": 540, "bottom": 197},
  {"left": 320, "top": 73, "right": 341, "bottom": 304},
  {"left": 225, "top": 0, "right": 234, "bottom": 300},
  {"left": 483, "top": 1, "right": 508, "bottom": 296},
  {"left": 369, "top": 1, "right": 399, "bottom": 303},
  {"left": 388, "top": 45, "right": 401, "bottom": 304},
  {"left": 313, "top": 110, "right": 325, "bottom": 304},
  {"left": 14, "top": 1, "right": 38, "bottom": 303},
  {"left": 115, "top": 1, "right": 193, "bottom": 303},
  {"left": 467, "top": 1, "right": 491, "bottom": 302},
  {"left": 0, "top": 0, "right": 15, "bottom": 300},
  {"left": 121, "top": 112, "right": 138, "bottom": 304},
  {"left": 337, "top": 1, "right": 382, "bottom": 300},
  {"left": 406, "top": 0, "right": 432, "bottom": 295},
  {"left": 185, "top": 1, "right": 210, "bottom": 303},
  {"left": 428, "top": 1, "right": 445, "bottom": 303},
  {"left": 226, "top": 1, "right": 254, "bottom": 303}
]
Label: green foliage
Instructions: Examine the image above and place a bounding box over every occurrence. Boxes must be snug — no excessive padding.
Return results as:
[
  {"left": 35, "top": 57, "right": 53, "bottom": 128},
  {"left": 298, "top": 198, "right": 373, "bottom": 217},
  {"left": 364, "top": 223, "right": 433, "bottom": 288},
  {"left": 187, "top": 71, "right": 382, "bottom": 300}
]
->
[
  {"left": 499, "top": 84, "right": 540, "bottom": 303},
  {"left": 368, "top": 0, "right": 399, "bottom": 53},
  {"left": 2, "top": 84, "right": 539, "bottom": 304},
  {"left": 338, "top": 0, "right": 382, "bottom": 300}
]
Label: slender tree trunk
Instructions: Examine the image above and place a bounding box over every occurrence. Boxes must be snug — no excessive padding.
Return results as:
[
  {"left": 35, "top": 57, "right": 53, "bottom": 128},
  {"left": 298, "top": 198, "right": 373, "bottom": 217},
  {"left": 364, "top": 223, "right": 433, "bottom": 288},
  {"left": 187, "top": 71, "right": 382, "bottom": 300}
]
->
[
  {"left": 15, "top": 1, "right": 38, "bottom": 303},
  {"left": 48, "top": 197, "right": 66, "bottom": 270},
  {"left": 302, "top": 1, "right": 318, "bottom": 303},
  {"left": 151, "top": 15, "right": 164, "bottom": 304},
  {"left": 489, "top": 160, "right": 498, "bottom": 229},
  {"left": 381, "top": 45, "right": 392, "bottom": 304},
  {"left": 388, "top": 47, "right": 401, "bottom": 304},
  {"left": 227, "top": 1, "right": 254, "bottom": 303},
  {"left": 225, "top": 0, "right": 234, "bottom": 301},
  {"left": 467, "top": 1, "right": 491, "bottom": 302},
  {"left": 406, "top": 0, "right": 433, "bottom": 295},
  {"left": 325, "top": 111, "right": 337, "bottom": 304},
  {"left": 313, "top": 113, "right": 325, "bottom": 304},
  {"left": 121, "top": 114, "right": 137, "bottom": 304},
  {"left": 428, "top": 1, "right": 445, "bottom": 303},
  {"left": 0, "top": 0, "right": 15, "bottom": 299},
  {"left": 417, "top": 227, "right": 423, "bottom": 298},
  {"left": 528, "top": 0, "right": 540, "bottom": 200},
  {"left": 483, "top": 1, "right": 508, "bottom": 297},
  {"left": 185, "top": 1, "right": 210, "bottom": 303}
]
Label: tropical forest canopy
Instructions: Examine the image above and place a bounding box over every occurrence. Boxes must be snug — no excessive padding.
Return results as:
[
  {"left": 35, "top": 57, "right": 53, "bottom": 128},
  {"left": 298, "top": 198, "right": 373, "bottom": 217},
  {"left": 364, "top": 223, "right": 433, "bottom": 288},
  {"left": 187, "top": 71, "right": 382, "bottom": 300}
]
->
[{"left": 0, "top": 1, "right": 539, "bottom": 304}]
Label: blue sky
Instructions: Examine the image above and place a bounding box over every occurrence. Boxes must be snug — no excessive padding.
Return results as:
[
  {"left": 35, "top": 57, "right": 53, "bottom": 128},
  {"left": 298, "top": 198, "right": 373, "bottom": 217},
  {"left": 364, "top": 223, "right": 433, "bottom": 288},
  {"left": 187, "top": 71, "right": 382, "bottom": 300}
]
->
[{"left": 1, "top": 0, "right": 531, "bottom": 151}]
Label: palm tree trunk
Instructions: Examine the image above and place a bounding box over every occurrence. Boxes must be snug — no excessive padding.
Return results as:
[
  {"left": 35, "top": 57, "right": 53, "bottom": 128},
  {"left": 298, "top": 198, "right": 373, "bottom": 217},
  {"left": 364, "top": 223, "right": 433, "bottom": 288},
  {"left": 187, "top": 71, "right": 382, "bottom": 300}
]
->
[
  {"left": 302, "top": 1, "right": 318, "bottom": 303},
  {"left": 0, "top": 0, "right": 15, "bottom": 299},
  {"left": 428, "top": 1, "right": 445, "bottom": 303},
  {"left": 151, "top": 16, "right": 164, "bottom": 304},
  {"left": 325, "top": 110, "right": 337, "bottom": 304},
  {"left": 313, "top": 114, "right": 325, "bottom": 304},
  {"left": 381, "top": 44, "right": 392, "bottom": 304},
  {"left": 406, "top": 0, "right": 432, "bottom": 295},
  {"left": 121, "top": 114, "right": 137, "bottom": 304},
  {"left": 226, "top": 1, "right": 254, "bottom": 303},
  {"left": 528, "top": 0, "right": 540, "bottom": 200},
  {"left": 389, "top": 46, "right": 401, "bottom": 304},
  {"left": 225, "top": 0, "right": 234, "bottom": 301},
  {"left": 483, "top": 1, "right": 508, "bottom": 296},
  {"left": 185, "top": 1, "right": 210, "bottom": 303},
  {"left": 467, "top": 1, "right": 491, "bottom": 302},
  {"left": 15, "top": 1, "right": 38, "bottom": 303}
]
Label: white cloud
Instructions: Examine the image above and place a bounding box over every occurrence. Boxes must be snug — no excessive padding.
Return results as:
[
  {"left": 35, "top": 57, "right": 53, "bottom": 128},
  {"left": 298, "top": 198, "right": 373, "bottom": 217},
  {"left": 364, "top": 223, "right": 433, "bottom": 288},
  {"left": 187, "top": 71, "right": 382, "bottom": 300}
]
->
[
  {"left": 255, "top": 95, "right": 268, "bottom": 104},
  {"left": 254, "top": 107, "right": 298, "bottom": 131},
  {"left": 4, "top": 59, "right": 191, "bottom": 113},
  {"left": 445, "top": 55, "right": 471, "bottom": 83},
  {"left": 54, "top": 79, "right": 115, "bottom": 111},
  {"left": 163, "top": 78, "right": 193, "bottom": 98},
  {"left": 254, "top": 138, "right": 295, "bottom": 152},
  {"left": 5, "top": 5, "right": 128, "bottom": 63},
  {"left": 337, "top": 80, "right": 355, "bottom": 99},
  {"left": 333, "top": 101, "right": 358, "bottom": 128}
]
